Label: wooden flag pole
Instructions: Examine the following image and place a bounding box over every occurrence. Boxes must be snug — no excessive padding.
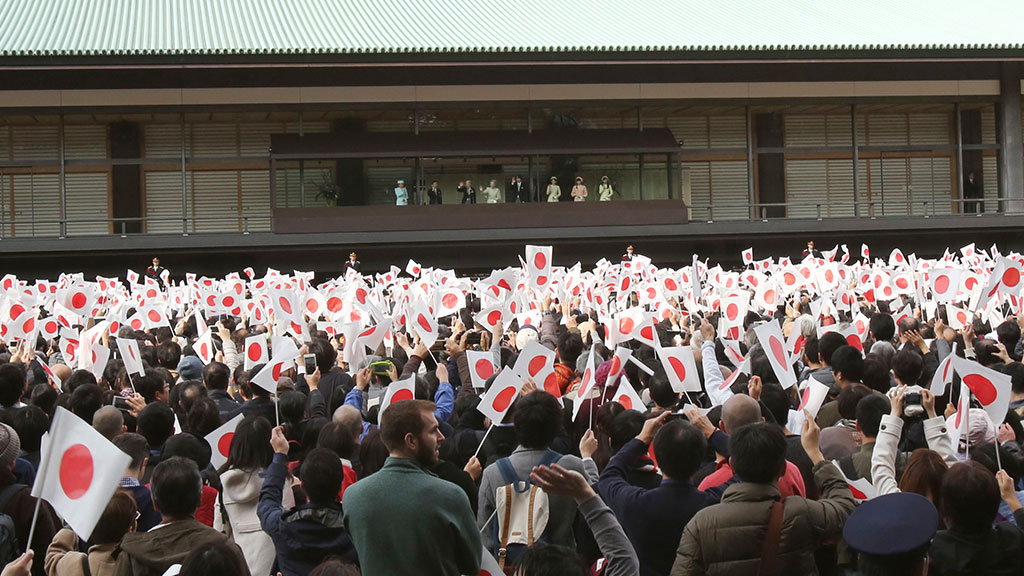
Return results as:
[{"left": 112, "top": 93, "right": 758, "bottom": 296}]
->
[
  {"left": 25, "top": 497, "right": 42, "bottom": 553},
  {"left": 471, "top": 423, "right": 495, "bottom": 461}
]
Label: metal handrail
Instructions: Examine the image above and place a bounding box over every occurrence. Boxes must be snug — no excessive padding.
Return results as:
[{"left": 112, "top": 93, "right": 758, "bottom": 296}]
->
[{"left": 0, "top": 215, "right": 272, "bottom": 239}]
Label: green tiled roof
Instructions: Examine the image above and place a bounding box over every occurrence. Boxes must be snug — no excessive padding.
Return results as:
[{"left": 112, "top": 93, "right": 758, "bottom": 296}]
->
[{"left": 2, "top": 0, "right": 1024, "bottom": 58}]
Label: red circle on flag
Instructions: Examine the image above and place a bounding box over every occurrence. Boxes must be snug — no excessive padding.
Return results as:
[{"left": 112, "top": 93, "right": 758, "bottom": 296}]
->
[
  {"left": 620, "top": 279, "right": 630, "bottom": 292},
  {"left": 764, "top": 289, "right": 776, "bottom": 306},
  {"left": 965, "top": 277, "right": 978, "bottom": 290},
  {"left": 957, "top": 311, "right": 968, "bottom": 325},
  {"left": 536, "top": 276, "right": 548, "bottom": 286},
  {"left": 1003, "top": 267, "right": 1021, "bottom": 288},
  {"left": 359, "top": 326, "right": 376, "bottom": 339},
  {"left": 22, "top": 318, "right": 34, "bottom": 334},
  {"left": 218, "top": 432, "right": 234, "bottom": 457},
  {"left": 59, "top": 444, "right": 93, "bottom": 500},
  {"left": 8, "top": 304, "right": 24, "bottom": 320},
  {"left": 326, "top": 297, "right": 343, "bottom": 313},
  {"left": 963, "top": 374, "right": 997, "bottom": 405},
  {"left": 769, "top": 336, "right": 788, "bottom": 368},
  {"left": 640, "top": 325, "right": 654, "bottom": 342},
  {"left": 391, "top": 388, "right": 414, "bottom": 403},
  {"left": 492, "top": 387, "right": 517, "bottom": 412},
  {"left": 848, "top": 484, "right": 867, "bottom": 500},
  {"left": 201, "top": 343, "right": 210, "bottom": 359},
  {"left": 417, "top": 314, "right": 432, "bottom": 333},
  {"left": 578, "top": 369, "right": 593, "bottom": 397},
  {"left": 147, "top": 310, "right": 161, "bottom": 323},
  {"left": 475, "top": 359, "right": 494, "bottom": 379},
  {"left": 799, "top": 387, "right": 811, "bottom": 410},
  {"left": 618, "top": 318, "right": 635, "bottom": 336},
  {"left": 272, "top": 363, "right": 284, "bottom": 380},
  {"left": 356, "top": 289, "right": 368, "bottom": 305},
  {"left": 617, "top": 394, "right": 633, "bottom": 411},
  {"left": 896, "top": 278, "right": 909, "bottom": 290},
  {"left": 668, "top": 357, "right": 687, "bottom": 381},
  {"left": 846, "top": 334, "right": 861, "bottom": 350},
  {"left": 825, "top": 270, "right": 835, "bottom": 283},
  {"left": 543, "top": 372, "right": 560, "bottom": 395},
  {"left": 45, "top": 321, "right": 57, "bottom": 334},
  {"left": 646, "top": 287, "right": 656, "bottom": 299},
  {"left": 147, "top": 289, "right": 157, "bottom": 299},
  {"left": 71, "top": 292, "right": 87, "bottom": 309},
  {"left": 783, "top": 273, "right": 796, "bottom": 286},
  {"left": 534, "top": 252, "right": 546, "bottom": 269},
  {"left": 665, "top": 278, "right": 678, "bottom": 291},
  {"left": 131, "top": 319, "right": 143, "bottom": 330},
  {"left": 528, "top": 356, "right": 546, "bottom": 376},
  {"left": 487, "top": 310, "right": 502, "bottom": 326},
  {"left": 306, "top": 299, "right": 318, "bottom": 313},
  {"left": 223, "top": 296, "right": 235, "bottom": 307},
  {"left": 442, "top": 293, "right": 458, "bottom": 310},
  {"left": 278, "top": 297, "right": 292, "bottom": 315},
  {"left": 726, "top": 303, "right": 738, "bottom": 321},
  {"left": 609, "top": 357, "right": 622, "bottom": 376},
  {"left": 935, "top": 275, "right": 950, "bottom": 294}
]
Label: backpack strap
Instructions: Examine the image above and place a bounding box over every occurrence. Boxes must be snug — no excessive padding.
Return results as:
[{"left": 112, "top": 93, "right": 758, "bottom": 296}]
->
[
  {"left": 0, "top": 484, "right": 26, "bottom": 515},
  {"left": 497, "top": 484, "right": 513, "bottom": 570},
  {"left": 526, "top": 486, "right": 539, "bottom": 546},
  {"left": 496, "top": 457, "right": 527, "bottom": 492},
  {"left": 81, "top": 554, "right": 91, "bottom": 576},
  {"left": 756, "top": 500, "right": 786, "bottom": 576},
  {"left": 838, "top": 455, "right": 858, "bottom": 480},
  {"left": 538, "top": 450, "right": 562, "bottom": 469}
]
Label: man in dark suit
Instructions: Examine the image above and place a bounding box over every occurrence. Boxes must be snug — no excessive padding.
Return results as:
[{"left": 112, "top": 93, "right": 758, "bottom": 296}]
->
[
  {"left": 427, "top": 180, "right": 443, "bottom": 205},
  {"left": 458, "top": 180, "right": 476, "bottom": 204},
  {"left": 964, "top": 171, "right": 982, "bottom": 213},
  {"left": 146, "top": 257, "right": 167, "bottom": 289},
  {"left": 509, "top": 175, "right": 530, "bottom": 203}
]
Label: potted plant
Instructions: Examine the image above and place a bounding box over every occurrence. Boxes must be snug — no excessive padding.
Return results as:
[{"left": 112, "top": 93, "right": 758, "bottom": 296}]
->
[{"left": 313, "top": 170, "right": 341, "bottom": 207}]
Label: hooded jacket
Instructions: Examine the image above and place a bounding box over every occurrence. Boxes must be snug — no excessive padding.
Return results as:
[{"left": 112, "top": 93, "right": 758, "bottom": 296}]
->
[
  {"left": 112, "top": 519, "right": 249, "bottom": 576},
  {"left": 214, "top": 468, "right": 278, "bottom": 576}
]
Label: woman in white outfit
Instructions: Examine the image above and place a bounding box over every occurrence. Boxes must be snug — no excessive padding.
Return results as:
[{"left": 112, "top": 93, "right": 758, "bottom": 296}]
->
[
  {"left": 483, "top": 179, "right": 502, "bottom": 204},
  {"left": 598, "top": 176, "right": 615, "bottom": 201},
  {"left": 214, "top": 416, "right": 294, "bottom": 576},
  {"left": 546, "top": 176, "right": 562, "bottom": 202}
]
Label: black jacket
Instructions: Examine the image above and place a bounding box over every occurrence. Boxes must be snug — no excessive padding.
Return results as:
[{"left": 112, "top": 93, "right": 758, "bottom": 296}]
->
[{"left": 928, "top": 509, "right": 1024, "bottom": 576}]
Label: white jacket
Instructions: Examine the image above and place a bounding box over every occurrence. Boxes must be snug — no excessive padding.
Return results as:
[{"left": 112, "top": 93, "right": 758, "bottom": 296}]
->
[
  {"left": 871, "top": 414, "right": 958, "bottom": 496},
  {"left": 214, "top": 468, "right": 294, "bottom": 576}
]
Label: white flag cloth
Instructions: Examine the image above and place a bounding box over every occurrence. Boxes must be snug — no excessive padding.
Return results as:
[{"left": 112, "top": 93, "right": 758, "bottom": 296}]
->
[
  {"left": 116, "top": 338, "right": 144, "bottom": 377},
  {"left": 194, "top": 330, "right": 215, "bottom": 365},
  {"left": 32, "top": 407, "right": 132, "bottom": 541},
  {"left": 832, "top": 460, "right": 877, "bottom": 502},
  {"left": 465, "top": 350, "right": 497, "bottom": 390},
  {"left": 476, "top": 368, "right": 524, "bottom": 425},
  {"left": 379, "top": 375, "right": 416, "bottom": 420},
  {"left": 656, "top": 346, "right": 702, "bottom": 394},
  {"left": 609, "top": 374, "right": 645, "bottom": 412},
  {"left": 205, "top": 413, "right": 245, "bottom": 470},
  {"left": 571, "top": 350, "right": 598, "bottom": 422},
  {"left": 243, "top": 335, "right": 269, "bottom": 371},
  {"left": 950, "top": 356, "right": 1012, "bottom": 426},
  {"left": 250, "top": 338, "right": 300, "bottom": 393},
  {"left": 797, "top": 376, "right": 830, "bottom": 419},
  {"left": 754, "top": 320, "right": 797, "bottom": 389}
]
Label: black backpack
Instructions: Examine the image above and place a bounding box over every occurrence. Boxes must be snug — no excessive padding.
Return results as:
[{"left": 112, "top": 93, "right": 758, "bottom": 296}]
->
[{"left": 0, "top": 483, "right": 28, "bottom": 567}]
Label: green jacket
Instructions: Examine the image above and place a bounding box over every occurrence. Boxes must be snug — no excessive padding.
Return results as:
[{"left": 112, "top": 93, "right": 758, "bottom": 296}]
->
[{"left": 344, "top": 457, "right": 481, "bottom": 576}]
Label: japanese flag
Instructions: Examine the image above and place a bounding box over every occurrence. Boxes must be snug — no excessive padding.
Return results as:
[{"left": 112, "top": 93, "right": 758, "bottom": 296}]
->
[
  {"left": 951, "top": 356, "right": 1012, "bottom": 426},
  {"left": 525, "top": 245, "right": 553, "bottom": 292},
  {"left": 35, "top": 358, "right": 62, "bottom": 390},
  {"left": 861, "top": 244, "right": 870, "bottom": 262},
  {"left": 59, "top": 328, "right": 81, "bottom": 368},
  {"left": 205, "top": 413, "right": 245, "bottom": 470},
  {"left": 946, "top": 304, "right": 972, "bottom": 331},
  {"left": 838, "top": 325, "right": 863, "bottom": 353},
  {"left": 116, "top": 338, "right": 144, "bottom": 377},
  {"left": 466, "top": 350, "right": 497, "bottom": 390},
  {"left": 754, "top": 320, "right": 797, "bottom": 389},
  {"left": 947, "top": 382, "right": 971, "bottom": 449},
  {"left": 243, "top": 335, "right": 269, "bottom": 371},
  {"left": 38, "top": 316, "right": 60, "bottom": 341},
  {"left": 406, "top": 259, "right": 423, "bottom": 277},
  {"left": 832, "top": 461, "right": 877, "bottom": 501},
  {"left": 930, "top": 344, "right": 958, "bottom": 396},
  {"left": 59, "top": 284, "right": 95, "bottom": 317},
  {"left": 609, "top": 374, "right": 645, "bottom": 412},
  {"left": 409, "top": 298, "right": 438, "bottom": 347},
  {"left": 474, "top": 306, "right": 506, "bottom": 332},
  {"left": 379, "top": 375, "right": 417, "bottom": 420},
  {"left": 194, "top": 331, "right": 215, "bottom": 365},
  {"left": 571, "top": 350, "right": 598, "bottom": 422},
  {"left": 977, "top": 257, "right": 1024, "bottom": 311},
  {"left": 435, "top": 288, "right": 465, "bottom": 318},
  {"left": 250, "top": 338, "right": 300, "bottom": 393},
  {"left": 606, "top": 347, "right": 633, "bottom": 388},
  {"left": 356, "top": 317, "right": 392, "bottom": 352},
  {"left": 512, "top": 341, "right": 555, "bottom": 384},
  {"left": 929, "top": 268, "right": 962, "bottom": 303},
  {"left": 477, "top": 368, "right": 524, "bottom": 425},
  {"left": 656, "top": 346, "right": 702, "bottom": 394},
  {"left": 797, "top": 376, "right": 830, "bottom": 419},
  {"left": 741, "top": 248, "right": 754, "bottom": 265},
  {"left": 610, "top": 307, "right": 645, "bottom": 346},
  {"left": 720, "top": 296, "right": 748, "bottom": 331},
  {"left": 32, "top": 407, "right": 132, "bottom": 541}
]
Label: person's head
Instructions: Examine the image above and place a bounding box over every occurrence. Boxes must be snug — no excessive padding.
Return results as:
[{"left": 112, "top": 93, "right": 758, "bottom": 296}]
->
[
  {"left": 817, "top": 331, "right": 847, "bottom": 366},
  {"left": 728, "top": 422, "right": 788, "bottom": 484},
  {"left": 0, "top": 423, "right": 20, "bottom": 471},
  {"left": 113, "top": 433, "right": 149, "bottom": 477},
  {"left": 855, "top": 394, "right": 889, "bottom": 440},
  {"left": 70, "top": 383, "right": 104, "bottom": 424},
  {"left": 380, "top": 399, "right": 442, "bottom": 466},
  {"left": 134, "top": 371, "right": 170, "bottom": 404},
  {"left": 187, "top": 397, "right": 221, "bottom": 438},
  {"left": 150, "top": 456, "right": 202, "bottom": 520},
  {"left": 91, "top": 490, "right": 138, "bottom": 545},
  {"left": 996, "top": 321, "right": 1021, "bottom": 356},
  {"left": 6, "top": 406, "right": 46, "bottom": 454},
  {"left": 601, "top": 175, "right": 609, "bottom": 184},
  {"left": 156, "top": 341, "right": 182, "bottom": 371},
  {"left": 549, "top": 176, "right": 557, "bottom": 184},
  {"left": 807, "top": 240, "right": 815, "bottom": 250},
  {"left": 860, "top": 358, "right": 891, "bottom": 394},
  {"left": 93, "top": 405, "right": 126, "bottom": 440},
  {"left": 512, "top": 392, "right": 563, "bottom": 450},
  {"left": 626, "top": 245, "right": 633, "bottom": 254},
  {"left": 179, "top": 541, "right": 249, "bottom": 576},
  {"left": 897, "top": 316, "right": 920, "bottom": 338},
  {"left": 514, "top": 545, "right": 586, "bottom": 576},
  {"left": 831, "top": 345, "right": 864, "bottom": 385},
  {"left": 891, "top": 349, "right": 924, "bottom": 386},
  {"left": 869, "top": 313, "right": 896, "bottom": 344},
  {"left": 299, "top": 448, "right": 344, "bottom": 505},
  {"left": 843, "top": 492, "right": 937, "bottom": 576},
  {"left": 1007, "top": 362, "right": 1024, "bottom": 398},
  {"left": 163, "top": 432, "right": 212, "bottom": 471},
  {"left": 397, "top": 179, "right": 405, "bottom": 188},
  {"left": 0, "top": 363, "right": 27, "bottom": 407},
  {"left": 607, "top": 410, "right": 647, "bottom": 453},
  {"left": 575, "top": 176, "right": 583, "bottom": 184},
  {"left": 837, "top": 384, "right": 873, "bottom": 420},
  {"left": 223, "top": 416, "right": 273, "bottom": 473},
  {"left": 308, "top": 338, "right": 336, "bottom": 374},
  {"left": 652, "top": 419, "right": 706, "bottom": 480},
  {"left": 202, "top": 362, "right": 230, "bottom": 391},
  {"left": 430, "top": 180, "right": 438, "bottom": 188},
  {"left": 64, "top": 369, "right": 97, "bottom": 394},
  {"left": 152, "top": 257, "right": 160, "bottom": 267},
  {"left": 308, "top": 556, "right": 362, "bottom": 576},
  {"left": 358, "top": 429, "right": 389, "bottom": 477},
  {"left": 332, "top": 405, "right": 364, "bottom": 442},
  {"left": 349, "top": 252, "right": 357, "bottom": 261},
  {"left": 136, "top": 402, "right": 175, "bottom": 448},
  {"left": 758, "top": 382, "right": 792, "bottom": 428},
  {"left": 720, "top": 394, "right": 762, "bottom": 434},
  {"left": 647, "top": 371, "right": 679, "bottom": 410},
  {"left": 898, "top": 448, "right": 948, "bottom": 510},
  {"left": 941, "top": 461, "right": 1000, "bottom": 533},
  {"left": 176, "top": 356, "right": 203, "bottom": 382}
]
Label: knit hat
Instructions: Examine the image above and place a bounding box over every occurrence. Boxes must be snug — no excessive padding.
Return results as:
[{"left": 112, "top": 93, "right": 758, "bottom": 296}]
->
[
  {"left": 177, "top": 356, "right": 204, "bottom": 381},
  {"left": 0, "top": 424, "right": 21, "bottom": 470}
]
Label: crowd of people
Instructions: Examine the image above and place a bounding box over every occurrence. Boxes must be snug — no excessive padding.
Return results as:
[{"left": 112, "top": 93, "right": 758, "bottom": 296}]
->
[
  {"left": 395, "top": 175, "right": 616, "bottom": 205},
  {"left": 0, "top": 243, "right": 1024, "bottom": 576}
]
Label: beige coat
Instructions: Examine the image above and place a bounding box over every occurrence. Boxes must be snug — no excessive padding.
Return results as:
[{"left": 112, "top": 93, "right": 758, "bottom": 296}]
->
[
  {"left": 671, "top": 460, "right": 855, "bottom": 576},
  {"left": 46, "top": 529, "right": 118, "bottom": 576}
]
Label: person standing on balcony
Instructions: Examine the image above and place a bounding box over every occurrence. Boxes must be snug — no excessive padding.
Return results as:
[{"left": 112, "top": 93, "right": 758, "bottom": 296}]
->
[
  {"left": 343, "top": 253, "right": 360, "bottom": 274},
  {"left": 394, "top": 180, "right": 409, "bottom": 206},
  {"left": 459, "top": 180, "right": 477, "bottom": 204},
  {"left": 546, "top": 177, "right": 562, "bottom": 202},
  {"left": 598, "top": 176, "right": 615, "bottom": 201},
  {"left": 509, "top": 175, "right": 529, "bottom": 203},
  {"left": 571, "top": 176, "right": 588, "bottom": 202},
  {"left": 482, "top": 180, "right": 502, "bottom": 204},
  {"left": 802, "top": 241, "right": 820, "bottom": 259},
  {"left": 964, "top": 171, "right": 983, "bottom": 213},
  {"left": 427, "top": 180, "right": 442, "bottom": 205}
]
